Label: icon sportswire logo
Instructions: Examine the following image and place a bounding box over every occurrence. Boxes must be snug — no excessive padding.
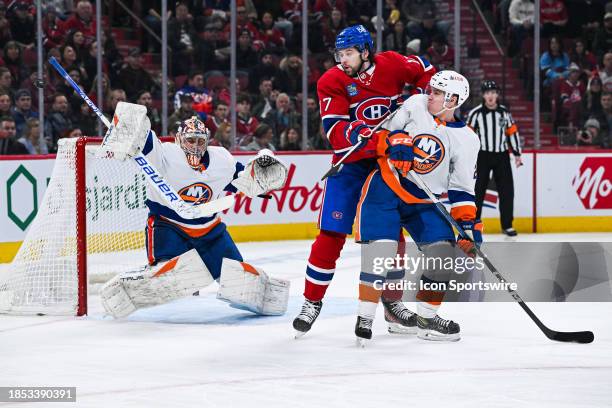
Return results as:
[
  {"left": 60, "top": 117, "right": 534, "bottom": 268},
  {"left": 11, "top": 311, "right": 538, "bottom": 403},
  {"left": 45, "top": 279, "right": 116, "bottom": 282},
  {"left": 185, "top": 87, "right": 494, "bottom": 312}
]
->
[{"left": 572, "top": 157, "right": 612, "bottom": 209}]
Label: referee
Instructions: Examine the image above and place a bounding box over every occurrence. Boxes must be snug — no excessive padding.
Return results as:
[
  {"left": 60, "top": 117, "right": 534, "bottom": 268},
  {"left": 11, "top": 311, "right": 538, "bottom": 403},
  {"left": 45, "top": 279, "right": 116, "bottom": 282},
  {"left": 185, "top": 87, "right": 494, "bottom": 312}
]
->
[{"left": 467, "top": 80, "right": 523, "bottom": 237}]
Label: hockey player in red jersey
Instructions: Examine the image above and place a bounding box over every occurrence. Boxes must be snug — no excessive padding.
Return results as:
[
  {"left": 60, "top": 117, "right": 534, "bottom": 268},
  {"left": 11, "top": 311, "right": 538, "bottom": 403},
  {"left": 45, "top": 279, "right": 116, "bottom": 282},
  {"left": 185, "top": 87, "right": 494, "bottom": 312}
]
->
[{"left": 293, "top": 25, "right": 436, "bottom": 337}]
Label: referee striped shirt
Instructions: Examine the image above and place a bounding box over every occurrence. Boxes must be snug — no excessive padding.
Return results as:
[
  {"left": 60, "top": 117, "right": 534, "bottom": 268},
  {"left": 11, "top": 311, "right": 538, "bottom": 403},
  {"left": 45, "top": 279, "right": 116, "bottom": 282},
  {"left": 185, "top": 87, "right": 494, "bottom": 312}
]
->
[{"left": 466, "top": 104, "right": 522, "bottom": 155}]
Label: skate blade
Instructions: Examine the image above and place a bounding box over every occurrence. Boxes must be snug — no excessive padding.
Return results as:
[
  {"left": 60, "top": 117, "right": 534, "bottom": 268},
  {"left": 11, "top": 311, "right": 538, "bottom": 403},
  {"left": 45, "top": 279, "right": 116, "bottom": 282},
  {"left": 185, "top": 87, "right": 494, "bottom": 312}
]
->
[
  {"left": 294, "top": 330, "right": 307, "bottom": 339},
  {"left": 387, "top": 322, "right": 417, "bottom": 335},
  {"left": 356, "top": 337, "right": 370, "bottom": 348},
  {"left": 417, "top": 329, "right": 460, "bottom": 342},
  {"left": 503, "top": 235, "right": 518, "bottom": 242}
]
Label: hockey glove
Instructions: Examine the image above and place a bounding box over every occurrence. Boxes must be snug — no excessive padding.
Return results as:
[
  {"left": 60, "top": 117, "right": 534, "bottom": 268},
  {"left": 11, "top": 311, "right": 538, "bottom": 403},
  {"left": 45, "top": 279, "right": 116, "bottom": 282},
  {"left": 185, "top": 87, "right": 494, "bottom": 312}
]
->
[
  {"left": 385, "top": 130, "right": 414, "bottom": 176},
  {"left": 231, "top": 149, "right": 288, "bottom": 198},
  {"left": 456, "top": 219, "right": 483, "bottom": 258},
  {"left": 345, "top": 120, "right": 371, "bottom": 151}
]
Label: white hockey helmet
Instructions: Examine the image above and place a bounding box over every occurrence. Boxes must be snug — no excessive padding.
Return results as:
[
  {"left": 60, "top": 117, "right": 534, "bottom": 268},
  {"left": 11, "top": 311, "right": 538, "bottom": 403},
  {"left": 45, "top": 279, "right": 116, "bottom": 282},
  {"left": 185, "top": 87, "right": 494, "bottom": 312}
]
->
[
  {"left": 429, "top": 70, "right": 470, "bottom": 111},
  {"left": 176, "top": 116, "right": 210, "bottom": 169}
]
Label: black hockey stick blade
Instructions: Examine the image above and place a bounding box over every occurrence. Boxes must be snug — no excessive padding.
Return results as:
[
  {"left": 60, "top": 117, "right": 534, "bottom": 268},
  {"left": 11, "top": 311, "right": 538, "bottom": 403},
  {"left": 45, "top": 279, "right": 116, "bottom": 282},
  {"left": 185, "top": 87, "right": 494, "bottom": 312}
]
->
[
  {"left": 321, "top": 163, "right": 343, "bottom": 181},
  {"left": 546, "top": 329, "right": 594, "bottom": 344}
]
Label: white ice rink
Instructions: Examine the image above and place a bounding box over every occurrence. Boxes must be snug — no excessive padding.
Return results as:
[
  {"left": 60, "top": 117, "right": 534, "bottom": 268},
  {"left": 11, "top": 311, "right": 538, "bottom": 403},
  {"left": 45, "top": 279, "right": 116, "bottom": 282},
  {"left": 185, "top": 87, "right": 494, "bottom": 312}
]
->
[{"left": 1, "top": 233, "right": 611, "bottom": 408}]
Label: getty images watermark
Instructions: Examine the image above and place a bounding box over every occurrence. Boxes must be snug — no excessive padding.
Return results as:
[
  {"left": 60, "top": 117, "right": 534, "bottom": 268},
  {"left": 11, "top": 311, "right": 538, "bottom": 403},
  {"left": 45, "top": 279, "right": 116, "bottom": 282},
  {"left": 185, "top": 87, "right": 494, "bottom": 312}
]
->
[{"left": 371, "top": 253, "right": 519, "bottom": 293}]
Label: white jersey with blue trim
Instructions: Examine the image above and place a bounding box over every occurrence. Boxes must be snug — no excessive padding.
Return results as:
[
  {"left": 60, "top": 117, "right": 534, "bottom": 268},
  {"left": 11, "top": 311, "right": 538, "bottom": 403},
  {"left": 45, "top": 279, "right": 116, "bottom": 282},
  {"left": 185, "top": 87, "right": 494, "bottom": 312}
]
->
[
  {"left": 141, "top": 131, "right": 241, "bottom": 228},
  {"left": 386, "top": 94, "right": 480, "bottom": 218}
]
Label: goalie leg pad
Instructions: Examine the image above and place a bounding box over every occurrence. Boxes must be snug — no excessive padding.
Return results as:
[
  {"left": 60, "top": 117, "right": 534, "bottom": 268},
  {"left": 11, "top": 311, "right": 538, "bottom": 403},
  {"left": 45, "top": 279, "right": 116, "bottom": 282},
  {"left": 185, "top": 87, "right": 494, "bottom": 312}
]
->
[
  {"left": 217, "top": 258, "right": 290, "bottom": 315},
  {"left": 100, "top": 249, "right": 214, "bottom": 318}
]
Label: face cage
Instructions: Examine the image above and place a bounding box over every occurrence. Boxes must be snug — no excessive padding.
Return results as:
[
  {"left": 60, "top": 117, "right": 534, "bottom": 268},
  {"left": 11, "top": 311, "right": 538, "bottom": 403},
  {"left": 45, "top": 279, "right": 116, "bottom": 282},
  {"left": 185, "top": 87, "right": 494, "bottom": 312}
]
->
[{"left": 176, "top": 132, "right": 209, "bottom": 168}]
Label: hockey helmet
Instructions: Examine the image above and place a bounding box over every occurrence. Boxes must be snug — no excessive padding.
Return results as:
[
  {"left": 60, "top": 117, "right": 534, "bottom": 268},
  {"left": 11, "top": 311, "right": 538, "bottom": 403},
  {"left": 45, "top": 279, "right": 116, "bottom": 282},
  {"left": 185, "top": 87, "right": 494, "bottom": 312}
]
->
[
  {"left": 429, "top": 70, "right": 470, "bottom": 110},
  {"left": 481, "top": 80, "right": 499, "bottom": 93},
  {"left": 176, "top": 116, "right": 210, "bottom": 169},
  {"left": 334, "top": 25, "right": 374, "bottom": 62}
]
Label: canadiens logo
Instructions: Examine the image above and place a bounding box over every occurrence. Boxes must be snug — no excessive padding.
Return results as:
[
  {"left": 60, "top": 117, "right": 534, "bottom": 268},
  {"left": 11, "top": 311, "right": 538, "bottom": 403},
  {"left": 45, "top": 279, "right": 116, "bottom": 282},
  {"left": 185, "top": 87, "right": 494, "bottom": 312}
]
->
[
  {"left": 353, "top": 97, "right": 391, "bottom": 126},
  {"left": 411, "top": 134, "right": 445, "bottom": 174},
  {"left": 346, "top": 83, "right": 358, "bottom": 96},
  {"left": 178, "top": 182, "right": 213, "bottom": 204},
  {"left": 332, "top": 211, "right": 343, "bottom": 220}
]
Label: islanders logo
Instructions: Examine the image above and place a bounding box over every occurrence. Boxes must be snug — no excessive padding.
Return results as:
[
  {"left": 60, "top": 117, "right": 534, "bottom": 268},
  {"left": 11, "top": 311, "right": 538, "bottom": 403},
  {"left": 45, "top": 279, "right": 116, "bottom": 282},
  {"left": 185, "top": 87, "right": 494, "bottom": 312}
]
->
[
  {"left": 353, "top": 96, "right": 391, "bottom": 126},
  {"left": 411, "top": 134, "right": 445, "bottom": 174},
  {"left": 177, "top": 182, "right": 213, "bottom": 204}
]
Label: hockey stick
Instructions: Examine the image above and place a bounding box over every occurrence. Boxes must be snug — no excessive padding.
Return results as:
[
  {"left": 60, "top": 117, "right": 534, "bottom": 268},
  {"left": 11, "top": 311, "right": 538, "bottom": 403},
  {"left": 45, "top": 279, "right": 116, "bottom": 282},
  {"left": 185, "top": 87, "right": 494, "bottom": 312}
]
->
[
  {"left": 407, "top": 169, "right": 594, "bottom": 344},
  {"left": 49, "top": 57, "right": 233, "bottom": 219},
  {"left": 321, "top": 105, "right": 403, "bottom": 181}
]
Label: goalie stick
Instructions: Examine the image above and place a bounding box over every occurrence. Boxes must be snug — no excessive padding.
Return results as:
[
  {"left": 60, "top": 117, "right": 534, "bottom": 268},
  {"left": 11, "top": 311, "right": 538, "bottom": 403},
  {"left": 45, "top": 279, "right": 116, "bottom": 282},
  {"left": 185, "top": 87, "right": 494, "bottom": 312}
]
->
[
  {"left": 321, "top": 104, "right": 404, "bottom": 181},
  {"left": 49, "top": 57, "right": 233, "bottom": 219},
  {"left": 407, "top": 168, "right": 594, "bottom": 344}
]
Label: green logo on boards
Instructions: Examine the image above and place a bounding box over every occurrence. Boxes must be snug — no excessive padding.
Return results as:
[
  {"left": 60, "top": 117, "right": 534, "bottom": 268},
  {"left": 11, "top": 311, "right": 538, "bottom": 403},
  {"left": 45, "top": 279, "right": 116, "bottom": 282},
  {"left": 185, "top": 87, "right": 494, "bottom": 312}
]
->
[{"left": 7, "top": 165, "right": 38, "bottom": 231}]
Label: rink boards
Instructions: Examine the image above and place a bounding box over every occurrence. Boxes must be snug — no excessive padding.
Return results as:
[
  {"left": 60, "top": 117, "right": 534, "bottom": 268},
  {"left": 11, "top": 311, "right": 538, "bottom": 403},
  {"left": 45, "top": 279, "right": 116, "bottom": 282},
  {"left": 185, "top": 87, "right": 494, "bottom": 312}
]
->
[{"left": 0, "top": 149, "right": 611, "bottom": 262}]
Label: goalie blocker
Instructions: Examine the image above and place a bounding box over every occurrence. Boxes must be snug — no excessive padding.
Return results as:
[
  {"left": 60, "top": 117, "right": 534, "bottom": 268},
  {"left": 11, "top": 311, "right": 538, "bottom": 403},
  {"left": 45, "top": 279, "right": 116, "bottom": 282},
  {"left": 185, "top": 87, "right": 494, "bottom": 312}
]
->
[{"left": 100, "top": 249, "right": 290, "bottom": 318}]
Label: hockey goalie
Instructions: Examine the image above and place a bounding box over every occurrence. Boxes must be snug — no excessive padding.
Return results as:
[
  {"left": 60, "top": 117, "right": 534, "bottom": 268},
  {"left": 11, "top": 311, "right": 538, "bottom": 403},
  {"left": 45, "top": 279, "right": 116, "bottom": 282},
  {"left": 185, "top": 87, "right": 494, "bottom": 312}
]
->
[{"left": 99, "top": 102, "right": 290, "bottom": 319}]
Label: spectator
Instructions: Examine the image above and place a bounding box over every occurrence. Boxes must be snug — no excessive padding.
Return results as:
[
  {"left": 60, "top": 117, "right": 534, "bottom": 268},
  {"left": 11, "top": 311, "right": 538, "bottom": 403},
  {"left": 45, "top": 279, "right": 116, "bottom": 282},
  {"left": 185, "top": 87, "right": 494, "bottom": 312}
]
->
[
  {"left": 136, "top": 90, "right": 161, "bottom": 134},
  {"left": 0, "top": 116, "right": 27, "bottom": 154},
  {"left": 575, "top": 118, "right": 602, "bottom": 146},
  {"left": 61, "top": 127, "right": 84, "bottom": 139},
  {"left": 599, "top": 52, "right": 612, "bottom": 92},
  {"left": 252, "top": 78, "right": 275, "bottom": 120},
  {"left": 569, "top": 39, "right": 597, "bottom": 79},
  {"left": 264, "top": 92, "right": 300, "bottom": 144},
  {"left": 315, "top": 0, "right": 347, "bottom": 16},
  {"left": 21, "top": 70, "right": 56, "bottom": 112},
  {"left": 592, "top": 12, "right": 612, "bottom": 59},
  {"left": 46, "top": 0, "right": 74, "bottom": 18},
  {"left": 61, "top": 0, "right": 96, "bottom": 42},
  {"left": 195, "top": 25, "right": 226, "bottom": 72},
  {"left": 0, "top": 68, "right": 12, "bottom": 94},
  {"left": 566, "top": 0, "right": 604, "bottom": 41},
  {"left": 0, "top": 90, "right": 11, "bottom": 116},
  {"left": 258, "top": 11, "right": 286, "bottom": 52},
  {"left": 17, "top": 118, "right": 48, "bottom": 154},
  {"left": 540, "top": 0, "right": 568, "bottom": 38},
  {"left": 210, "top": 121, "right": 233, "bottom": 150},
  {"left": 174, "top": 70, "right": 213, "bottom": 116},
  {"left": 236, "top": 30, "right": 260, "bottom": 71},
  {"left": 276, "top": 55, "right": 304, "bottom": 95},
  {"left": 87, "top": 73, "right": 111, "bottom": 108},
  {"left": 540, "top": 36, "right": 569, "bottom": 87},
  {"left": 1, "top": 41, "right": 29, "bottom": 89},
  {"left": 322, "top": 8, "right": 347, "bottom": 50},
  {"left": 406, "top": 9, "right": 445, "bottom": 51},
  {"left": 205, "top": 100, "right": 229, "bottom": 138},
  {"left": 224, "top": 5, "right": 260, "bottom": 42},
  {"left": 66, "top": 30, "right": 88, "bottom": 63},
  {"left": 117, "top": 48, "right": 155, "bottom": 102},
  {"left": 45, "top": 93, "right": 73, "bottom": 152},
  {"left": 249, "top": 52, "right": 281, "bottom": 94},
  {"left": 72, "top": 101, "right": 98, "bottom": 136},
  {"left": 8, "top": 1, "right": 34, "bottom": 48},
  {"left": 559, "top": 63, "right": 586, "bottom": 127},
  {"left": 42, "top": 6, "right": 64, "bottom": 50},
  {"left": 279, "top": 126, "right": 302, "bottom": 150},
  {"left": 425, "top": 34, "right": 454, "bottom": 70},
  {"left": 403, "top": 0, "right": 450, "bottom": 37},
  {"left": 11, "top": 89, "right": 37, "bottom": 138},
  {"left": 59, "top": 45, "right": 88, "bottom": 88},
  {"left": 0, "top": 1, "right": 10, "bottom": 49},
  {"left": 508, "top": 0, "right": 535, "bottom": 57},
  {"left": 583, "top": 76, "right": 603, "bottom": 117},
  {"left": 385, "top": 20, "right": 410, "bottom": 53},
  {"left": 588, "top": 91, "right": 612, "bottom": 148},
  {"left": 168, "top": 2, "right": 196, "bottom": 76},
  {"left": 306, "top": 97, "right": 324, "bottom": 148},
  {"left": 106, "top": 89, "right": 127, "bottom": 117},
  {"left": 242, "top": 123, "right": 276, "bottom": 151},
  {"left": 168, "top": 94, "right": 203, "bottom": 130},
  {"left": 236, "top": 93, "right": 259, "bottom": 146}
]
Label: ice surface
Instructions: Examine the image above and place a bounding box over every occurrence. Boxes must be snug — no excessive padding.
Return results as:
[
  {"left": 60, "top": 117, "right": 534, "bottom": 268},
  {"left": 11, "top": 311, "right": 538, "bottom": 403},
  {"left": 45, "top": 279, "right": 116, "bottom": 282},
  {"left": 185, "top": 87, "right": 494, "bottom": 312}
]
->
[{"left": 0, "top": 233, "right": 611, "bottom": 407}]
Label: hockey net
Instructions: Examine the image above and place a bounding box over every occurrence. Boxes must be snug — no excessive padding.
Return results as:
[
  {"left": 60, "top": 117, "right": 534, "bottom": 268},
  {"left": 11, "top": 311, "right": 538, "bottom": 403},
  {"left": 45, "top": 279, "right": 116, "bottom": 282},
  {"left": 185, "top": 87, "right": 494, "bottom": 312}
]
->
[{"left": 0, "top": 137, "right": 153, "bottom": 316}]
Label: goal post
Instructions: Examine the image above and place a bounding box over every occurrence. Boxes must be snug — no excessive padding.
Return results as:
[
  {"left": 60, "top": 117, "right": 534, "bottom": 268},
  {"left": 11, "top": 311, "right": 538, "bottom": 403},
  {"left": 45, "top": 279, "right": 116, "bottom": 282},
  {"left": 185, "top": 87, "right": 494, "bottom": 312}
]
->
[{"left": 0, "top": 137, "right": 170, "bottom": 316}]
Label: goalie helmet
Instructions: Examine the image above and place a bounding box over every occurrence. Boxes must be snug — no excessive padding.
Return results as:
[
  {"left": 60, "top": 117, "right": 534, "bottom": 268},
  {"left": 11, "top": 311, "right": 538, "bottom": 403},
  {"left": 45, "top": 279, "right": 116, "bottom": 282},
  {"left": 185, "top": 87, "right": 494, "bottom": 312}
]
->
[
  {"left": 176, "top": 116, "right": 210, "bottom": 169},
  {"left": 429, "top": 70, "right": 470, "bottom": 111}
]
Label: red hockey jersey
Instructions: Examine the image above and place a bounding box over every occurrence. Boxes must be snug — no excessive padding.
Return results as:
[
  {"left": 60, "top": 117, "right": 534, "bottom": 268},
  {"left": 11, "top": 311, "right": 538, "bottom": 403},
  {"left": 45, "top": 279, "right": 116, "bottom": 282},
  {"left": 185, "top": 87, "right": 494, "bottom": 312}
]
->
[{"left": 317, "top": 51, "right": 435, "bottom": 163}]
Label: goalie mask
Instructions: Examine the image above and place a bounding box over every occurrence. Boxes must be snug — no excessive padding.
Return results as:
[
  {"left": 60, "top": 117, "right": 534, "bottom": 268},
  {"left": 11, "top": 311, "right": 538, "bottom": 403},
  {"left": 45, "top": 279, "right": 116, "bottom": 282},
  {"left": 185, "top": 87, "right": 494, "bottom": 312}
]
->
[{"left": 176, "top": 116, "right": 210, "bottom": 169}]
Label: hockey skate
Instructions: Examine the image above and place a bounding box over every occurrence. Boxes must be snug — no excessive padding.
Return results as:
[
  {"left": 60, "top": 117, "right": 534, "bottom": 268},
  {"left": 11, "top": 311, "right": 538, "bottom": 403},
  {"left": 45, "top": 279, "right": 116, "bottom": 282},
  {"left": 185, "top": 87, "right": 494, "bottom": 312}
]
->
[
  {"left": 502, "top": 228, "right": 518, "bottom": 241},
  {"left": 383, "top": 301, "right": 417, "bottom": 334},
  {"left": 355, "top": 316, "right": 373, "bottom": 347},
  {"left": 417, "top": 314, "right": 460, "bottom": 342},
  {"left": 293, "top": 299, "right": 322, "bottom": 338}
]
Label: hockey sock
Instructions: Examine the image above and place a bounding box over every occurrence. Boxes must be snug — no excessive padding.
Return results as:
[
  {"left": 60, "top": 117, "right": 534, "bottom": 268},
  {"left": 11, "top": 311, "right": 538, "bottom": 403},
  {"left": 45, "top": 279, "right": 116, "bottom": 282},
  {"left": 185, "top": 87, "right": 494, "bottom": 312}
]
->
[
  {"left": 416, "top": 275, "right": 447, "bottom": 318},
  {"left": 303, "top": 230, "right": 346, "bottom": 301},
  {"left": 381, "top": 236, "right": 406, "bottom": 302}
]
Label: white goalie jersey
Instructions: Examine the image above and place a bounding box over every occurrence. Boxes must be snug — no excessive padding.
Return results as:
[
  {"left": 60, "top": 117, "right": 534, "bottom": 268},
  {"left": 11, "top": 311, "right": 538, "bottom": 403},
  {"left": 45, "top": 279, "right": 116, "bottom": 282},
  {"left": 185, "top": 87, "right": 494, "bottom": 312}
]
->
[
  {"left": 141, "top": 131, "right": 242, "bottom": 228},
  {"left": 386, "top": 94, "right": 481, "bottom": 220}
]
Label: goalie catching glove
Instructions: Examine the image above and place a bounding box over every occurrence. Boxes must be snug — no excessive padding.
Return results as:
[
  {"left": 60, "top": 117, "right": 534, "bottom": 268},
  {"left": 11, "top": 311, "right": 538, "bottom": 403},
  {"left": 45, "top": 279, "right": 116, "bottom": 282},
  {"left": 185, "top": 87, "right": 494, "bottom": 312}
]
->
[
  {"left": 97, "top": 101, "right": 151, "bottom": 161},
  {"left": 231, "top": 149, "right": 288, "bottom": 198}
]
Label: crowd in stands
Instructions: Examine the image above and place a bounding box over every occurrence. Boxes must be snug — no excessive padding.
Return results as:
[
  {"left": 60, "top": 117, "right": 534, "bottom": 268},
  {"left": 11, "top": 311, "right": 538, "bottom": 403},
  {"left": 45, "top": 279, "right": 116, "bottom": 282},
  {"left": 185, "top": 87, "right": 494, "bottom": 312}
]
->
[
  {"left": 490, "top": 0, "right": 612, "bottom": 148},
  {"left": 0, "top": 0, "right": 454, "bottom": 155}
]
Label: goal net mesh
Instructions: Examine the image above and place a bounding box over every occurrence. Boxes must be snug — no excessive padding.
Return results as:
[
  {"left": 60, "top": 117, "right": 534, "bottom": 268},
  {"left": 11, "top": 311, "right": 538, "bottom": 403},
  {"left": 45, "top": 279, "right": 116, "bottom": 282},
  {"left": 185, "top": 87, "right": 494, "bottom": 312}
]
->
[{"left": 0, "top": 138, "right": 149, "bottom": 315}]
